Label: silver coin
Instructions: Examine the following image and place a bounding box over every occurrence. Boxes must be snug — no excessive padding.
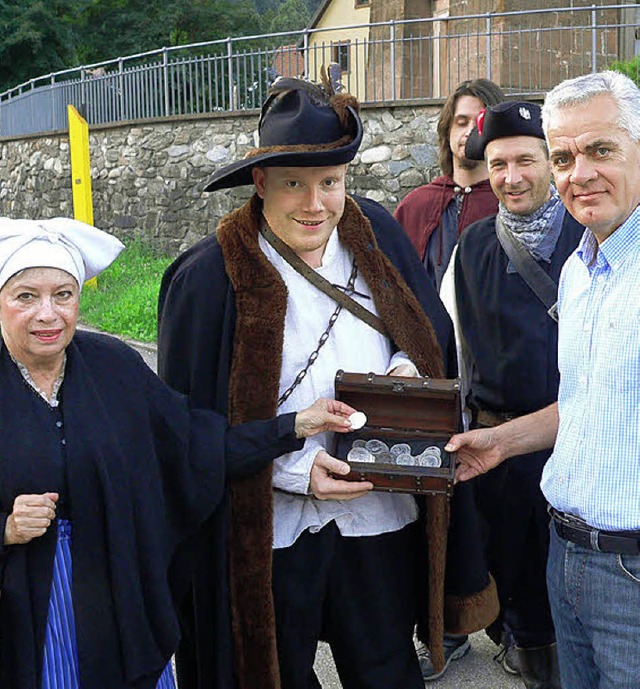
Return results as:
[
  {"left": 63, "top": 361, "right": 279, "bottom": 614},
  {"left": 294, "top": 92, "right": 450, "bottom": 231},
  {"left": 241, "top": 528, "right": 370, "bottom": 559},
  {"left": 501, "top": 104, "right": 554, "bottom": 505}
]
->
[
  {"left": 390, "top": 443, "right": 412, "bottom": 457},
  {"left": 348, "top": 447, "right": 375, "bottom": 463},
  {"left": 425, "top": 446, "right": 442, "bottom": 457},
  {"left": 352, "top": 439, "right": 367, "bottom": 448},
  {"left": 375, "top": 451, "right": 394, "bottom": 464},
  {"left": 396, "top": 453, "right": 416, "bottom": 466},
  {"left": 365, "top": 439, "right": 389, "bottom": 455},
  {"left": 348, "top": 411, "right": 367, "bottom": 430},
  {"left": 417, "top": 453, "right": 441, "bottom": 468}
]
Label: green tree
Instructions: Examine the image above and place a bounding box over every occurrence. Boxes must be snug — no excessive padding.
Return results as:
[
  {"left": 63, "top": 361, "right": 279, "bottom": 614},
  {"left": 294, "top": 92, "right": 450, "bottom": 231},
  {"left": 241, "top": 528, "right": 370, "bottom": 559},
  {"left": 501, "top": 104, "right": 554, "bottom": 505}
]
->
[
  {"left": 268, "top": 0, "right": 310, "bottom": 33},
  {"left": 75, "top": 0, "right": 263, "bottom": 64},
  {"left": 609, "top": 55, "right": 640, "bottom": 88},
  {"left": 0, "top": 0, "right": 85, "bottom": 91}
]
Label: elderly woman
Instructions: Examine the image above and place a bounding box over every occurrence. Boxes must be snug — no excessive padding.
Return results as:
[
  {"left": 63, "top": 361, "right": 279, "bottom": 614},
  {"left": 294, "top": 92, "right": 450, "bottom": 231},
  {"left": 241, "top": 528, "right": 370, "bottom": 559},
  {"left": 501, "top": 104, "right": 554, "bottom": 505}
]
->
[{"left": 0, "top": 218, "right": 354, "bottom": 689}]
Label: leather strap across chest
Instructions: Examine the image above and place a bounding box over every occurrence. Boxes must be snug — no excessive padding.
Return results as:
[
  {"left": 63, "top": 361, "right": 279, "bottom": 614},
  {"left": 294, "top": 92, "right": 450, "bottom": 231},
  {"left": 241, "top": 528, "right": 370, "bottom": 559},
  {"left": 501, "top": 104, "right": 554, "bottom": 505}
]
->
[{"left": 259, "top": 221, "right": 389, "bottom": 338}]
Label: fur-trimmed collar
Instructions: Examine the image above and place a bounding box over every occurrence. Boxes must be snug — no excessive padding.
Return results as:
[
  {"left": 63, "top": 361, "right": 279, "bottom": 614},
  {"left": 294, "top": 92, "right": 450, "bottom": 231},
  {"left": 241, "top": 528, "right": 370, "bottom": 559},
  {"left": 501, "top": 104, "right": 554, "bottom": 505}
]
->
[{"left": 215, "top": 195, "right": 486, "bottom": 686}]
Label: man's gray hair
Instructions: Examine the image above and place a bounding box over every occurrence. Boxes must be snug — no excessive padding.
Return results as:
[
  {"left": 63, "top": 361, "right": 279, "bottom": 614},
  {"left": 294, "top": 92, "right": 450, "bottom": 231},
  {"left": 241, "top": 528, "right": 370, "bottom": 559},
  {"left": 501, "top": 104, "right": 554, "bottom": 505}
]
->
[{"left": 542, "top": 71, "right": 640, "bottom": 142}]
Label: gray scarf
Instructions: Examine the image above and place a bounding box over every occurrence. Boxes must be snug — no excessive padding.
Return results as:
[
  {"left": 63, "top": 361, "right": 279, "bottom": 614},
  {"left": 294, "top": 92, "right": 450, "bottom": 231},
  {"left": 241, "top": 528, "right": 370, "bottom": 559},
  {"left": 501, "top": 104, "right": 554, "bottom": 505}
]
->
[{"left": 498, "top": 186, "right": 563, "bottom": 272}]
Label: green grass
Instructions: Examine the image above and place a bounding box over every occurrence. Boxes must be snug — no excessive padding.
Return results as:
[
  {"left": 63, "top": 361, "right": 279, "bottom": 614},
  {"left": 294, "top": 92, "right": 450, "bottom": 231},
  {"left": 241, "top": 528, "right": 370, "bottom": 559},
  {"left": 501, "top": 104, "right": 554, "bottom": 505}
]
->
[{"left": 79, "top": 240, "right": 173, "bottom": 342}]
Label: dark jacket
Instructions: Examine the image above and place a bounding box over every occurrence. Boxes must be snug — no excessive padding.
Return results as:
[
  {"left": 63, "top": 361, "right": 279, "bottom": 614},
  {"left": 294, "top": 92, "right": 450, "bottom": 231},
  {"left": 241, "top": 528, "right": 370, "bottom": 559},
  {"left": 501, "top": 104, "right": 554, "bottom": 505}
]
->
[
  {"left": 158, "top": 194, "right": 498, "bottom": 688},
  {"left": 0, "top": 331, "right": 302, "bottom": 689},
  {"left": 395, "top": 176, "right": 498, "bottom": 261},
  {"left": 454, "top": 210, "right": 584, "bottom": 633}
]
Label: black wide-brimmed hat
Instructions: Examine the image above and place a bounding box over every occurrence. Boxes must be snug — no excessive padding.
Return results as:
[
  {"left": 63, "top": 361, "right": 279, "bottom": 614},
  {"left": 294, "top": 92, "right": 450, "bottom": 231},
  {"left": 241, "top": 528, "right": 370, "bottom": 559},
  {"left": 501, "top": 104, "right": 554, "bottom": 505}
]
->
[
  {"left": 465, "top": 100, "right": 545, "bottom": 160},
  {"left": 204, "top": 77, "right": 363, "bottom": 191}
]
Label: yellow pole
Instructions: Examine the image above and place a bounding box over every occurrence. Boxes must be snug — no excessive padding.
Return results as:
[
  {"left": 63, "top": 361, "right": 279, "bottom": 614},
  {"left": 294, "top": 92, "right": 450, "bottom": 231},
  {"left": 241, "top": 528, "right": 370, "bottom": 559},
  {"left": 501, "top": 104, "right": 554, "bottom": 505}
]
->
[{"left": 68, "top": 105, "right": 97, "bottom": 288}]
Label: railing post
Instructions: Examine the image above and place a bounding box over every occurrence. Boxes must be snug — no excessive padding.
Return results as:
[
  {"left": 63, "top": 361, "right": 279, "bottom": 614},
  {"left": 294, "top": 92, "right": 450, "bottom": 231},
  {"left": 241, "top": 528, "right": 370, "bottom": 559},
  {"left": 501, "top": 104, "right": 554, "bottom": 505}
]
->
[
  {"left": 118, "top": 58, "right": 124, "bottom": 121},
  {"left": 30, "top": 79, "right": 35, "bottom": 132},
  {"left": 163, "top": 48, "right": 170, "bottom": 117},
  {"left": 227, "top": 37, "right": 234, "bottom": 110},
  {"left": 390, "top": 20, "right": 396, "bottom": 101},
  {"left": 80, "top": 68, "right": 87, "bottom": 119},
  {"left": 591, "top": 4, "right": 597, "bottom": 73},
  {"left": 303, "top": 29, "right": 309, "bottom": 79},
  {"left": 51, "top": 75, "right": 56, "bottom": 131},
  {"left": 486, "top": 12, "right": 492, "bottom": 80}
]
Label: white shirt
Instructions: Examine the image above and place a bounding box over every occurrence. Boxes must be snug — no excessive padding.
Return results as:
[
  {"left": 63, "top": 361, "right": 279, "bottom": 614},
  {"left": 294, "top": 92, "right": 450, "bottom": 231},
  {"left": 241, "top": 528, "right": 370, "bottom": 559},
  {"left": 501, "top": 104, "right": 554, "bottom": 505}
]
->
[{"left": 259, "top": 228, "right": 419, "bottom": 549}]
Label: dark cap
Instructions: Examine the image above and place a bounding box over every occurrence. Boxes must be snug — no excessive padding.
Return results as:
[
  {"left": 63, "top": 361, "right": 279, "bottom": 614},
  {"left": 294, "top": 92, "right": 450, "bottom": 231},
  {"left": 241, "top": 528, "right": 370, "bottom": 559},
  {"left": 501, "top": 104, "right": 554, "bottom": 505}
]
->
[
  {"left": 465, "top": 100, "right": 545, "bottom": 160},
  {"left": 204, "top": 78, "right": 363, "bottom": 191}
]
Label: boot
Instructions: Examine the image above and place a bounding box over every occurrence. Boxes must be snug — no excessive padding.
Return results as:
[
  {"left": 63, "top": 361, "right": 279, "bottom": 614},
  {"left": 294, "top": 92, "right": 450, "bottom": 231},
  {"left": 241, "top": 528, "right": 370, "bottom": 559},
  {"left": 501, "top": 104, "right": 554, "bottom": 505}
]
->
[{"left": 516, "top": 643, "right": 561, "bottom": 689}]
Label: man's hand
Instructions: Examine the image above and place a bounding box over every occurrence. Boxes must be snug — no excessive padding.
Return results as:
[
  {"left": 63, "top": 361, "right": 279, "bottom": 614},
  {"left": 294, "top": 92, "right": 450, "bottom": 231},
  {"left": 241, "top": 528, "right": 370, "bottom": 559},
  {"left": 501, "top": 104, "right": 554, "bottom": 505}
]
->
[
  {"left": 309, "top": 450, "right": 373, "bottom": 500},
  {"left": 447, "top": 429, "right": 506, "bottom": 482},
  {"left": 449, "top": 403, "right": 560, "bottom": 481},
  {"left": 4, "top": 493, "right": 59, "bottom": 545},
  {"left": 294, "top": 398, "right": 357, "bottom": 439}
]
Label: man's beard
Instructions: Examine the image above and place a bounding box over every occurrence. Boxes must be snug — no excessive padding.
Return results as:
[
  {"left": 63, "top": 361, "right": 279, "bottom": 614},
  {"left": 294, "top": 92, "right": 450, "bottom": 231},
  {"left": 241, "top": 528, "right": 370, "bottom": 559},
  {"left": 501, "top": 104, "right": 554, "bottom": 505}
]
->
[{"left": 457, "top": 156, "right": 481, "bottom": 171}]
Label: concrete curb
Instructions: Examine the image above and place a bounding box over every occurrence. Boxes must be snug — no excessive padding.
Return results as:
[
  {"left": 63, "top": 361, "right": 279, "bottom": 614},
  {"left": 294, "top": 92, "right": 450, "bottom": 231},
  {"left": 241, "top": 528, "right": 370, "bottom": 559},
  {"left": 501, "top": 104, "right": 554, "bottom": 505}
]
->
[{"left": 78, "top": 323, "right": 158, "bottom": 355}]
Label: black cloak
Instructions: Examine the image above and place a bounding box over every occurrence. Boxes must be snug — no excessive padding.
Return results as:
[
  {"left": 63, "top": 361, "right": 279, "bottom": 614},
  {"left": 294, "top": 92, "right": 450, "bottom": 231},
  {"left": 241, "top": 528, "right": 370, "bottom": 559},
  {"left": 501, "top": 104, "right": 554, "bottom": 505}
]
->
[
  {"left": 158, "top": 194, "right": 498, "bottom": 688},
  {"left": 0, "top": 331, "right": 303, "bottom": 689}
]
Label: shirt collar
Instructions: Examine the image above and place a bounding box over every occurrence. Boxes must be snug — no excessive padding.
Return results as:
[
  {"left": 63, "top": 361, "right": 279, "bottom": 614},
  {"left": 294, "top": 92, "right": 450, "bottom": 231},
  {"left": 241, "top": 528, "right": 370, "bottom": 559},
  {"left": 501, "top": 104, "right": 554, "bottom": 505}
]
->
[
  {"left": 577, "top": 204, "right": 640, "bottom": 273},
  {"left": 259, "top": 215, "right": 340, "bottom": 271},
  {"left": 10, "top": 351, "right": 66, "bottom": 407}
]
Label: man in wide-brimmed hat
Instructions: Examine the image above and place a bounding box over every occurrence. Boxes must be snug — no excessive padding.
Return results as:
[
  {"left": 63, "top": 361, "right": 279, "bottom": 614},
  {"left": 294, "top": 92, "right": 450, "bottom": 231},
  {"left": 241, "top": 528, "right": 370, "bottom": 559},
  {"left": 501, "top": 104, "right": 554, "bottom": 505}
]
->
[{"left": 157, "top": 77, "right": 498, "bottom": 689}]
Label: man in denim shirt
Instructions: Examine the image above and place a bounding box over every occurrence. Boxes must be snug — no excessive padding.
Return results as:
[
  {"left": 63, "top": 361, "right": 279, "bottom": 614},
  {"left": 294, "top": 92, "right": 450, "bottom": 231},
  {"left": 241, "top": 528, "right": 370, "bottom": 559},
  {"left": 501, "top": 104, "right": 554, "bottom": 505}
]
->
[{"left": 448, "top": 70, "right": 640, "bottom": 689}]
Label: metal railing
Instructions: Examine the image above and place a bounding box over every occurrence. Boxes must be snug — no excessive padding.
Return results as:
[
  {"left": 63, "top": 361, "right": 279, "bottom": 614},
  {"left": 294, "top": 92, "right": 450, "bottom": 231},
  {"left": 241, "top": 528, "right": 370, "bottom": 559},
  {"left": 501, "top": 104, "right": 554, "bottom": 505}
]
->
[{"left": 1, "top": 4, "right": 638, "bottom": 137}]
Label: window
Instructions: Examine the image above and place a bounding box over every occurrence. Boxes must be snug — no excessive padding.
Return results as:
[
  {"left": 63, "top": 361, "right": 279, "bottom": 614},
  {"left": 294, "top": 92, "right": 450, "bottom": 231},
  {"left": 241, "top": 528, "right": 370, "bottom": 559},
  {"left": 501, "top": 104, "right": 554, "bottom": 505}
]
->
[
  {"left": 333, "top": 42, "right": 351, "bottom": 72},
  {"left": 354, "top": 0, "right": 370, "bottom": 6}
]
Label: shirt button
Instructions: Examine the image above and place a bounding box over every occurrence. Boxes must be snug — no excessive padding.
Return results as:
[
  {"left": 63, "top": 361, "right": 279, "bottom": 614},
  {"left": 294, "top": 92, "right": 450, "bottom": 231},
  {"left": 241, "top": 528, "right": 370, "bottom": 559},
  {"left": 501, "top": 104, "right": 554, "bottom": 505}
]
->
[
  {"left": 583, "top": 322, "right": 591, "bottom": 332},
  {"left": 56, "top": 421, "right": 63, "bottom": 428},
  {"left": 579, "top": 375, "right": 587, "bottom": 385},
  {"left": 61, "top": 438, "right": 66, "bottom": 445}
]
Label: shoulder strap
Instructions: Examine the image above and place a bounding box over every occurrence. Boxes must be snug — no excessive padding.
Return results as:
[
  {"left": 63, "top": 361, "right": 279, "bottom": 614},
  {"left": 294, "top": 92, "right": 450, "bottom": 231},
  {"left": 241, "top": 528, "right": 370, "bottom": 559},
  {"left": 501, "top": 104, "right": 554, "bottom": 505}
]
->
[
  {"left": 495, "top": 215, "right": 559, "bottom": 322},
  {"left": 259, "top": 222, "right": 390, "bottom": 338}
]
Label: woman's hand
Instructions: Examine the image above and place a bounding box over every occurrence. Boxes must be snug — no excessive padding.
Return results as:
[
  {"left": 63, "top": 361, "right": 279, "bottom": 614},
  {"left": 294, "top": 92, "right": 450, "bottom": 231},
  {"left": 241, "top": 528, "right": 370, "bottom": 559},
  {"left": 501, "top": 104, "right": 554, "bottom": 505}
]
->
[
  {"left": 4, "top": 493, "right": 59, "bottom": 545},
  {"left": 294, "top": 398, "right": 357, "bottom": 439}
]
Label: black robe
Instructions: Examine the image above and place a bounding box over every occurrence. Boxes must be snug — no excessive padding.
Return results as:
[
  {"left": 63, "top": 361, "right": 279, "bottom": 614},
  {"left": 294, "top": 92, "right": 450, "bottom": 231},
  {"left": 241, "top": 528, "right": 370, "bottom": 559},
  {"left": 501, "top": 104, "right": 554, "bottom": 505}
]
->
[
  {"left": 0, "top": 331, "right": 303, "bottom": 689},
  {"left": 158, "top": 194, "right": 498, "bottom": 688},
  {"left": 454, "top": 211, "right": 584, "bottom": 639}
]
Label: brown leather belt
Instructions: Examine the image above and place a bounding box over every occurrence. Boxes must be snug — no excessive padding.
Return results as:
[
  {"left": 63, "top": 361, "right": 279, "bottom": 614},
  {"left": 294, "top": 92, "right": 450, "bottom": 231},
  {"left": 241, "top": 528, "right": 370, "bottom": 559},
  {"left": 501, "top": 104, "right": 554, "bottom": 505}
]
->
[
  {"left": 549, "top": 507, "right": 640, "bottom": 556},
  {"left": 475, "top": 409, "right": 519, "bottom": 428}
]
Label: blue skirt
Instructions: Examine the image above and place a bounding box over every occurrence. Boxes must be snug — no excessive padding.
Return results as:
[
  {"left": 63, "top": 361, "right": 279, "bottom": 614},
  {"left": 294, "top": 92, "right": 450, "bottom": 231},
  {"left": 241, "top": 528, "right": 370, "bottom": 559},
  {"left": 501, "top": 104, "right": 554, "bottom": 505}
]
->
[{"left": 42, "top": 520, "right": 176, "bottom": 689}]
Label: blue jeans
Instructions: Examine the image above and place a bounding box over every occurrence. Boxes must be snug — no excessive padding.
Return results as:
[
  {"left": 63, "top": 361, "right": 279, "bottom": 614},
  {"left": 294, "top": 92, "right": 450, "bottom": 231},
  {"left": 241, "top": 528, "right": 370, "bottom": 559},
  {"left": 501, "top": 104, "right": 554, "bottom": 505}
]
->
[{"left": 547, "top": 525, "right": 640, "bottom": 689}]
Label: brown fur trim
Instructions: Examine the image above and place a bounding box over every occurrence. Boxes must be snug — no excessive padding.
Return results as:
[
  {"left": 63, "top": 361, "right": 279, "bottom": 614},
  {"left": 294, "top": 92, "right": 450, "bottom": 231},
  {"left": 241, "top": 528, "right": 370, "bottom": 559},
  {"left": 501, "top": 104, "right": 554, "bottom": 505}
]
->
[
  {"left": 244, "top": 135, "right": 353, "bottom": 160},
  {"left": 217, "top": 194, "right": 447, "bottom": 688},
  {"left": 444, "top": 574, "right": 500, "bottom": 636},
  {"left": 424, "top": 494, "right": 449, "bottom": 673},
  {"left": 217, "top": 196, "right": 287, "bottom": 689},
  {"left": 337, "top": 198, "right": 444, "bottom": 378}
]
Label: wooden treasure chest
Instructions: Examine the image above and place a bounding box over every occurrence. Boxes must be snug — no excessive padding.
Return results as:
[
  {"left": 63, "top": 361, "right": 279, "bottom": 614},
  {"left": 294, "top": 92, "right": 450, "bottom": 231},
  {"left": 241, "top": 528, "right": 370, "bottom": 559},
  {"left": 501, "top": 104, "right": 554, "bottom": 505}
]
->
[{"left": 333, "top": 371, "right": 462, "bottom": 496}]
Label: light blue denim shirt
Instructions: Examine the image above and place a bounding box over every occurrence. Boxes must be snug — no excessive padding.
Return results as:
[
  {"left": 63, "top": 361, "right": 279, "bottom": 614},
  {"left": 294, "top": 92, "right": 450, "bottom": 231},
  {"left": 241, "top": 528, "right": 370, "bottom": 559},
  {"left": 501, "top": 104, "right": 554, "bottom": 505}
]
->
[{"left": 541, "top": 204, "right": 640, "bottom": 531}]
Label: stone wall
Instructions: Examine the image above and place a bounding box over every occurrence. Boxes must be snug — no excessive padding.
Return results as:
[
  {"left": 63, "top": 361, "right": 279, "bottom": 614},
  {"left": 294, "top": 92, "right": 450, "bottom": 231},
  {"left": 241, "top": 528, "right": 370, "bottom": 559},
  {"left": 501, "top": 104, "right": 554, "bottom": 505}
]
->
[{"left": 0, "top": 103, "right": 441, "bottom": 255}]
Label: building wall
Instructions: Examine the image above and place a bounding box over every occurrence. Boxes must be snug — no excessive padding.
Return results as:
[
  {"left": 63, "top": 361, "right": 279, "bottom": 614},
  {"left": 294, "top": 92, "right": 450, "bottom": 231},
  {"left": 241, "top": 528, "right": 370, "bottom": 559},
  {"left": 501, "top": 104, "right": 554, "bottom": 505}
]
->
[
  {"left": 0, "top": 103, "right": 441, "bottom": 255},
  {"left": 411, "top": 0, "right": 628, "bottom": 95},
  {"left": 307, "top": 0, "right": 371, "bottom": 101}
]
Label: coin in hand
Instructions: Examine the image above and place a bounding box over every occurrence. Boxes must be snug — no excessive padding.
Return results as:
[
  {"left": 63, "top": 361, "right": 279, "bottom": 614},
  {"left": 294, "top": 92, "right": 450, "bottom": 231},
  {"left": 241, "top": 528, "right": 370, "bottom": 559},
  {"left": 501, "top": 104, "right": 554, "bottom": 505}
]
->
[{"left": 349, "top": 411, "right": 367, "bottom": 430}]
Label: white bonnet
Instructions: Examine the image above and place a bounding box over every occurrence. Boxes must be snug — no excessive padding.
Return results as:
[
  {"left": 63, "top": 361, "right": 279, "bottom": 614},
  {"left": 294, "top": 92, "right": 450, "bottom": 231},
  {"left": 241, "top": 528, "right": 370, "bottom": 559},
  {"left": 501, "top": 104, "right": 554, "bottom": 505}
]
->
[{"left": 0, "top": 217, "right": 125, "bottom": 292}]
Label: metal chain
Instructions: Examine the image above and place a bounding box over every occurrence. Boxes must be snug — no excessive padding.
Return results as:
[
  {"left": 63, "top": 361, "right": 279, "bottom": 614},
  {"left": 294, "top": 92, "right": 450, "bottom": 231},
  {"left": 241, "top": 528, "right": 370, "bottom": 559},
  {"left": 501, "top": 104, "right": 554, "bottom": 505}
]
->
[{"left": 277, "top": 261, "right": 358, "bottom": 408}]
